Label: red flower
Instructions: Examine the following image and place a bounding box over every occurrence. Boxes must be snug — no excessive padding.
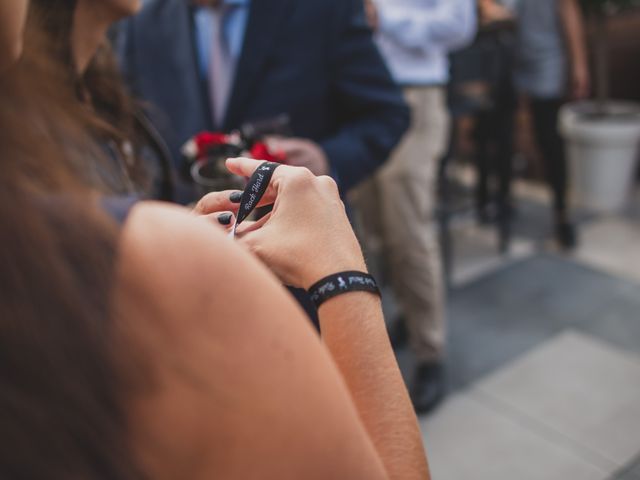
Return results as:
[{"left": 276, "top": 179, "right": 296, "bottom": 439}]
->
[
  {"left": 250, "top": 142, "right": 287, "bottom": 163},
  {"left": 194, "top": 132, "right": 231, "bottom": 159}
]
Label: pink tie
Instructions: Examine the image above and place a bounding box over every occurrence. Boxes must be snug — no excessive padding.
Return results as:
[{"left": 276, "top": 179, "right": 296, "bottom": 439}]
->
[{"left": 208, "top": 6, "right": 233, "bottom": 128}]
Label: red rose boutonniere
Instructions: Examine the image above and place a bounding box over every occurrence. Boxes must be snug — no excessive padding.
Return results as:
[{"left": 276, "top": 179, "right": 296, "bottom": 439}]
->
[
  {"left": 181, "top": 131, "right": 287, "bottom": 194},
  {"left": 250, "top": 142, "right": 287, "bottom": 163},
  {"left": 182, "top": 132, "right": 287, "bottom": 165},
  {"left": 182, "top": 132, "right": 239, "bottom": 164}
]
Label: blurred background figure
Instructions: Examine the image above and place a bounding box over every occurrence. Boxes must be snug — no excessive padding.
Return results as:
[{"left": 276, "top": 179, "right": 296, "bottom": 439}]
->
[
  {"left": 26, "top": 0, "right": 175, "bottom": 202},
  {"left": 489, "top": 0, "right": 590, "bottom": 249},
  {"left": 357, "top": 0, "right": 477, "bottom": 414},
  {"left": 472, "top": 0, "right": 518, "bottom": 250},
  {"left": 117, "top": 0, "right": 409, "bottom": 203}
]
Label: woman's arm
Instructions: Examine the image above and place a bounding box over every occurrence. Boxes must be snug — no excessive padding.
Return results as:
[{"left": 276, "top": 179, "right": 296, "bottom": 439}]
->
[
  {"left": 202, "top": 159, "right": 430, "bottom": 478},
  {"left": 559, "top": 0, "right": 590, "bottom": 99},
  {"left": 115, "top": 200, "right": 429, "bottom": 479},
  {"left": 319, "top": 290, "right": 431, "bottom": 479}
]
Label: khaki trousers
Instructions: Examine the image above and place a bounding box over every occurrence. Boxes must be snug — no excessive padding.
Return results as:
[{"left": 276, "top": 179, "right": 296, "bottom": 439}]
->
[{"left": 353, "top": 86, "right": 449, "bottom": 363}]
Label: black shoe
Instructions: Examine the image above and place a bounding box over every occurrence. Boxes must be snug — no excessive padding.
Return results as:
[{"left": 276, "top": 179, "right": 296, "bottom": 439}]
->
[
  {"left": 410, "top": 362, "right": 446, "bottom": 415},
  {"left": 555, "top": 221, "right": 578, "bottom": 250},
  {"left": 387, "top": 318, "right": 409, "bottom": 349}
]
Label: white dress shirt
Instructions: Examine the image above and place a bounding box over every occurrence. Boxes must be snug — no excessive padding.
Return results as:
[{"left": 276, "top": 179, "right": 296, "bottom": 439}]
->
[{"left": 375, "top": 0, "right": 477, "bottom": 86}]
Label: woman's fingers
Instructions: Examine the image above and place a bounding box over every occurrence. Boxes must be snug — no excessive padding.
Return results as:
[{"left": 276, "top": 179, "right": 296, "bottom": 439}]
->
[
  {"left": 202, "top": 211, "right": 236, "bottom": 232},
  {"left": 226, "top": 157, "right": 319, "bottom": 205},
  {"left": 194, "top": 190, "right": 242, "bottom": 215},
  {"left": 225, "top": 157, "right": 266, "bottom": 177},
  {"left": 225, "top": 157, "right": 280, "bottom": 207},
  {"left": 235, "top": 212, "right": 272, "bottom": 237}
]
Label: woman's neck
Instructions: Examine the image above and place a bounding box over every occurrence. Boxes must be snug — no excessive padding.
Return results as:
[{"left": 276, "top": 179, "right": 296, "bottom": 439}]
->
[{"left": 72, "top": 3, "right": 111, "bottom": 75}]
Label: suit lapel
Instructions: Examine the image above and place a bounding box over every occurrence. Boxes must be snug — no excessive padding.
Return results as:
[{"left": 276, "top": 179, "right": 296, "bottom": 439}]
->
[{"left": 224, "top": 0, "right": 293, "bottom": 129}]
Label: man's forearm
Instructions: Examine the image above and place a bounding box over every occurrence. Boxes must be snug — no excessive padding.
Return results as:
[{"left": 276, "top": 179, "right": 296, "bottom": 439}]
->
[
  {"left": 325, "top": 0, "right": 410, "bottom": 192},
  {"left": 320, "top": 106, "right": 410, "bottom": 193}
]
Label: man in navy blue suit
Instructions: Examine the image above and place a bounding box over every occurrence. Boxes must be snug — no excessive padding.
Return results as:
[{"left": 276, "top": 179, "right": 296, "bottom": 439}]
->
[{"left": 118, "top": 0, "right": 409, "bottom": 202}]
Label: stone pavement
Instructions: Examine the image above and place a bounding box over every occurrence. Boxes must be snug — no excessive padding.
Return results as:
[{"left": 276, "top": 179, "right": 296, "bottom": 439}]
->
[{"left": 388, "top": 184, "right": 640, "bottom": 480}]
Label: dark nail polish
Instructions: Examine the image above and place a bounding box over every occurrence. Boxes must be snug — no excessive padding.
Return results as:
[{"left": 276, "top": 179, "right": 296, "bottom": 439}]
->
[
  {"left": 218, "top": 213, "right": 233, "bottom": 225},
  {"left": 229, "top": 191, "right": 243, "bottom": 203}
]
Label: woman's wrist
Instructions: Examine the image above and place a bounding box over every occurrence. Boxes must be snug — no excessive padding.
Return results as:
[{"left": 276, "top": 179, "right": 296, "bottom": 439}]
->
[
  {"left": 301, "top": 257, "right": 368, "bottom": 291},
  {"left": 308, "top": 271, "right": 380, "bottom": 309}
]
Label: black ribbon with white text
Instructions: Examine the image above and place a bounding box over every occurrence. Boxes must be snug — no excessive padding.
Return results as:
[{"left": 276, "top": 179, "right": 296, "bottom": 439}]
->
[
  {"left": 231, "top": 161, "right": 280, "bottom": 237},
  {"left": 307, "top": 271, "right": 381, "bottom": 308}
]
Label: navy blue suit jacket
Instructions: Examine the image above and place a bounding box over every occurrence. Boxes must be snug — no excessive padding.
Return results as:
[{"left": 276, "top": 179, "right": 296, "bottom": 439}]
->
[{"left": 118, "top": 0, "right": 409, "bottom": 198}]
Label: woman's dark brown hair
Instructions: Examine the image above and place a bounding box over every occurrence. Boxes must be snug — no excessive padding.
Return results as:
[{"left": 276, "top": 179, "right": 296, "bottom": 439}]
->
[
  {"left": 26, "top": 0, "right": 151, "bottom": 194},
  {"left": 0, "top": 36, "right": 142, "bottom": 479}
]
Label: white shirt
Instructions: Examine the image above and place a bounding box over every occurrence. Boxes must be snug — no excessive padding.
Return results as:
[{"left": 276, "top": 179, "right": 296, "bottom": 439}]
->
[{"left": 375, "top": 0, "right": 477, "bottom": 86}]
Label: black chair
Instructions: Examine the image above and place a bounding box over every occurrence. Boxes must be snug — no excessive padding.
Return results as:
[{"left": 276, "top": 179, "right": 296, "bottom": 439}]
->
[{"left": 438, "top": 25, "right": 517, "bottom": 289}]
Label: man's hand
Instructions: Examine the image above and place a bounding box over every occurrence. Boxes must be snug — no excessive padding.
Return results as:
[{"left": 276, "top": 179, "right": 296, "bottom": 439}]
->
[
  {"left": 364, "top": 0, "right": 379, "bottom": 31},
  {"left": 266, "top": 137, "right": 330, "bottom": 177}
]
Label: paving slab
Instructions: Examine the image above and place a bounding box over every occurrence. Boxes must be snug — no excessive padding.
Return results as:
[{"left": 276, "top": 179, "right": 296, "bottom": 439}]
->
[
  {"left": 577, "top": 285, "right": 640, "bottom": 355},
  {"left": 446, "top": 255, "right": 636, "bottom": 389},
  {"left": 477, "top": 331, "right": 640, "bottom": 469},
  {"left": 421, "top": 393, "right": 606, "bottom": 480},
  {"left": 613, "top": 454, "right": 640, "bottom": 480},
  {"left": 574, "top": 217, "right": 640, "bottom": 284}
]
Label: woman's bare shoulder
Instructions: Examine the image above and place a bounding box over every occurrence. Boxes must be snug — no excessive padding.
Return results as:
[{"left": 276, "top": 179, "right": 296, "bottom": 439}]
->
[
  {"left": 113, "top": 202, "right": 388, "bottom": 480},
  {"left": 119, "top": 201, "right": 238, "bottom": 285},
  {"left": 116, "top": 201, "right": 304, "bottom": 327}
]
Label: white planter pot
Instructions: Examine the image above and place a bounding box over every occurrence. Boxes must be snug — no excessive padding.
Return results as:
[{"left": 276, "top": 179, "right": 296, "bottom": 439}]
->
[{"left": 560, "top": 101, "right": 640, "bottom": 213}]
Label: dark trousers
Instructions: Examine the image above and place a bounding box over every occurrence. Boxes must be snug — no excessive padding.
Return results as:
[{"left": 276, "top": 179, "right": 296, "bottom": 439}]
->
[
  {"left": 472, "top": 30, "right": 518, "bottom": 216},
  {"left": 530, "top": 98, "right": 568, "bottom": 215},
  {"left": 475, "top": 95, "right": 516, "bottom": 214}
]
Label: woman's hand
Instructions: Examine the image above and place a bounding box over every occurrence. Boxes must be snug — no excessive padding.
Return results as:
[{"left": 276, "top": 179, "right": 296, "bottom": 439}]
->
[
  {"left": 196, "top": 158, "right": 367, "bottom": 289},
  {"left": 193, "top": 189, "right": 241, "bottom": 232},
  {"left": 478, "top": 0, "right": 514, "bottom": 26},
  {"left": 364, "top": 0, "right": 379, "bottom": 32},
  {"left": 571, "top": 62, "right": 590, "bottom": 100}
]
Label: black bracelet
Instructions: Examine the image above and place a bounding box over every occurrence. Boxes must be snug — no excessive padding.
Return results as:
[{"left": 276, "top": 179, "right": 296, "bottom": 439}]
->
[{"left": 307, "top": 271, "right": 381, "bottom": 309}]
